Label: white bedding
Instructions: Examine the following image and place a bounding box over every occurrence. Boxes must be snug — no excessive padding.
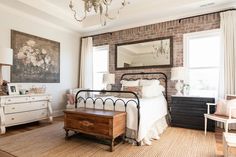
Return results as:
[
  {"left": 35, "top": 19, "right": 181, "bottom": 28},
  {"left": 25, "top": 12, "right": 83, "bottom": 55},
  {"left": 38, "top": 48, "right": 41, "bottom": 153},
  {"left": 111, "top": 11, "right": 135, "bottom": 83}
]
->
[{"left": 77, "top": 94, "right": 168, "bottom": 142}]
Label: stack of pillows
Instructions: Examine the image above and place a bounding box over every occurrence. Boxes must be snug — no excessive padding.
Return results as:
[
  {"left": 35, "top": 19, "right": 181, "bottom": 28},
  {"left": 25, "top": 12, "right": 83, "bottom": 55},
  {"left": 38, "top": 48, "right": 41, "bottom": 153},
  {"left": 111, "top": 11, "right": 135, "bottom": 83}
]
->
[
  {"left": 214, "top": 98, "right": 236, "bottom": 118},
  {"left": 120, "top": 79, "right": 165, "bottom": 98}
]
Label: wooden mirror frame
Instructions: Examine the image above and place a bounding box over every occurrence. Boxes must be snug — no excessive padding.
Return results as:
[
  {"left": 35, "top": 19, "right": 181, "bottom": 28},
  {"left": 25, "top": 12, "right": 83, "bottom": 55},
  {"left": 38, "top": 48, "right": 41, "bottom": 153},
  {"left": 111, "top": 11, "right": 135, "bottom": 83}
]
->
[{"left": 115, "top": 36, "right": 173, "bottom": 70}]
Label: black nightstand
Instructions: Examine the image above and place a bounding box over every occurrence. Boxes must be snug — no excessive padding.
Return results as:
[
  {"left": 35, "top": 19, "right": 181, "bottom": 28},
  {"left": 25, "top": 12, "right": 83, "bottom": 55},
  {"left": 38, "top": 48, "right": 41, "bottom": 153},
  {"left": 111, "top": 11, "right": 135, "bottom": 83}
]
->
[{"left": 170, "top": 95, "right": 215, "bottom": 131}]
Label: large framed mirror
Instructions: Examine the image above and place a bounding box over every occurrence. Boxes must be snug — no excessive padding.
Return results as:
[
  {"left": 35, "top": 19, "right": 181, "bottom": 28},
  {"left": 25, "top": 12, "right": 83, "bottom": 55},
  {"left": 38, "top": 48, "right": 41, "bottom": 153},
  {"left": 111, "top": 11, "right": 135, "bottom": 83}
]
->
[{"left": 115, "top": 37, "right": 173, "bottom": 70}]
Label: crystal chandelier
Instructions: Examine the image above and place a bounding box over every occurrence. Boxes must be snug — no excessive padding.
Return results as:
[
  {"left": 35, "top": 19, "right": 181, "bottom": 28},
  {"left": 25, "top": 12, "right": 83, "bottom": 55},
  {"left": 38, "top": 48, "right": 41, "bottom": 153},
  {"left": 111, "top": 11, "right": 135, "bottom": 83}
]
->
[
  {"left": 69, "top": 0, "right": 129, "bottom": 26},
  {"left": 152, "top": 40, "right": 169, "bottom": 59}
]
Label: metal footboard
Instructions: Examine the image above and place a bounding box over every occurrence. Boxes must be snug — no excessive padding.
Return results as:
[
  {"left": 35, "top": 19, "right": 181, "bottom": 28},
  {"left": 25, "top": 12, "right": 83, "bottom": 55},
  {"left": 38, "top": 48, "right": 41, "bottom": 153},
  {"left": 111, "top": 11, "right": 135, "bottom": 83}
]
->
[{"left": 75, "top": 89, "right": 141, "bottom": 145}]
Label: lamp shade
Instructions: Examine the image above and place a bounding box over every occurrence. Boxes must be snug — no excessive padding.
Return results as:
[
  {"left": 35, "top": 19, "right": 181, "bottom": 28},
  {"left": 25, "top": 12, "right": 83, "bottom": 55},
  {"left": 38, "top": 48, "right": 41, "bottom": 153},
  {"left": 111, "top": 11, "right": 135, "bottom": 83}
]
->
[
  {"left": 0, "top": 48, "right": 13, "bottom": 66},
  {"left": 103, "top": 73, "right": 115, "bottom": 84},
  {"left": 171, "top": 67, "right": 186, "bottom": 81}
]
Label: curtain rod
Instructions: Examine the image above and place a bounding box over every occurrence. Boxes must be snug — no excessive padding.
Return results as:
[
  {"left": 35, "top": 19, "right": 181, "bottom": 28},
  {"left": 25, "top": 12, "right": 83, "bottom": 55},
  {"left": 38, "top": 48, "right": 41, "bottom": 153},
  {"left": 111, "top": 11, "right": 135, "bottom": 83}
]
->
[
  {"left": 178, "top": 8, "right": 235, "bottom": 23},
  {"left": 81, "top": 8, "right": 236, "bottom": 39}
]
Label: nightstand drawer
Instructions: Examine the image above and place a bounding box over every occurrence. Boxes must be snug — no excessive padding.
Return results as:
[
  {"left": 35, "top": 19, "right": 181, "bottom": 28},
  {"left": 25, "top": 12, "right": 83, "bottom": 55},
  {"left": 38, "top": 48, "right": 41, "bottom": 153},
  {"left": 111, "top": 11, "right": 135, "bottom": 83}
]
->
[
  {"left": 171, "top": 96, "right": 215, "bottom": 131},
  {"left": 4, "top": 101, "right": 48, "bottom": 114}
]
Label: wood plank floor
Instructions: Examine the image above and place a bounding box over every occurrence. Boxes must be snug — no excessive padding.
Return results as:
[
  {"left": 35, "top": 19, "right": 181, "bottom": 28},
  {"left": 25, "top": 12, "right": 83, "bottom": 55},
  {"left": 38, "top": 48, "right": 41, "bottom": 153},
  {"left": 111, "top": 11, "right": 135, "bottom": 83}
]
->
[{"left": 0, "top": 117, "right": 225, "bottom": 157}]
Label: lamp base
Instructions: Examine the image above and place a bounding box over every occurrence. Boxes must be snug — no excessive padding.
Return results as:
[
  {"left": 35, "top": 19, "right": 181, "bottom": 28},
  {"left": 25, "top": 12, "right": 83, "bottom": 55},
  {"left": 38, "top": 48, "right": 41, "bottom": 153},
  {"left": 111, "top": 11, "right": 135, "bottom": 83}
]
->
[{"left": 175, "top": 80, "right": 183, "bottom": 96}]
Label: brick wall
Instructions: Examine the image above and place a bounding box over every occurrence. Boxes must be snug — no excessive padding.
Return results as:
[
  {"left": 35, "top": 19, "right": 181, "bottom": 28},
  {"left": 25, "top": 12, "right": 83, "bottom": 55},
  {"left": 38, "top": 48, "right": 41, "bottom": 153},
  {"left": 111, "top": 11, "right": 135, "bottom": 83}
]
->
[{"left": 92, "top": 13, "right": 220, "bottom": 101}]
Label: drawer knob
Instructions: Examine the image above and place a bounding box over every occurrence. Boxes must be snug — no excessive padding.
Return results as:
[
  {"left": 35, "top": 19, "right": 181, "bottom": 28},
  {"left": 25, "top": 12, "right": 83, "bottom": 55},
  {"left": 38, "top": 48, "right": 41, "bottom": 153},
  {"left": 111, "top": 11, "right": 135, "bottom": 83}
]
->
[
  {"left": 8, "top": 99, "right": 11, "bottom": 102},
  {"left": 11, "top": 118, "right": 15, "bottom": 120},
  {"left": 12, "top": 107, "right": 15, "bottom": 110}
]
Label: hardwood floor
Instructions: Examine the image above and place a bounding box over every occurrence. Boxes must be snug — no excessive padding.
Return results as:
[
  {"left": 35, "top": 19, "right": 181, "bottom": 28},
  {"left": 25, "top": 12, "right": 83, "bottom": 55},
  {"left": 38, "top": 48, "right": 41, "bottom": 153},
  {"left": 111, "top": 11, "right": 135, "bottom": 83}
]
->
[
  {"left": 215, "top": 127, "right": 236, "bottom": 156},
  {"left": 0, "top": 117, "right": 63, "bottom": 138},
  {"left": 0, "top": 117, "right": 232, "bottom": 157}
]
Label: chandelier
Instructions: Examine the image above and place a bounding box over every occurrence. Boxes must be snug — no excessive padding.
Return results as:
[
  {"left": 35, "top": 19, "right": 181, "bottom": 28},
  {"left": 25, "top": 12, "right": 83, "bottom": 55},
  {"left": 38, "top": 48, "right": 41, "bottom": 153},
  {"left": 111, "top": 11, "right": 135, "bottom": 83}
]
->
[
  {"left": 152, "top": 40, "right": 169, "bottom": 59},
  {"left": 69, "top": 0, "right": 129, "bottom": 26}
]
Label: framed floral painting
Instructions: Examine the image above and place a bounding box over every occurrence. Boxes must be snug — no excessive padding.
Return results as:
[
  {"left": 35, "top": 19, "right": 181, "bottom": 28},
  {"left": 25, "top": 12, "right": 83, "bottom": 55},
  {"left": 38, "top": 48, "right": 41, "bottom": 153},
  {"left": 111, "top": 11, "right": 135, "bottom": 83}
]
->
[{"left": 11, "top": 30, "right": 60, "bottom": 83}]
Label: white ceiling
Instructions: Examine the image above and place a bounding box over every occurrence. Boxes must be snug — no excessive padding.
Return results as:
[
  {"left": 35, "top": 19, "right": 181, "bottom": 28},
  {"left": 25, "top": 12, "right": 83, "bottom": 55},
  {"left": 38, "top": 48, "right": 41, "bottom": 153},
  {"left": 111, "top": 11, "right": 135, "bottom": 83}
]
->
[{"left": 0, "top": 0, "right": 235, "bottom": 35}]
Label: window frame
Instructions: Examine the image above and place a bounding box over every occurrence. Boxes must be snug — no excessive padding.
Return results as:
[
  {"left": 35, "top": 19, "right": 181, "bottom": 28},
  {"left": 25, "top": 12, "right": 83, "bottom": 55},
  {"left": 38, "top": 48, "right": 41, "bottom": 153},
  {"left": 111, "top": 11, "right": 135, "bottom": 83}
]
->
[
  {"left": 183, "top": 29, "right": 222, "bottom": 96},
  {"left": 92, "top": 45, "right": 109, "bottom": 89}
]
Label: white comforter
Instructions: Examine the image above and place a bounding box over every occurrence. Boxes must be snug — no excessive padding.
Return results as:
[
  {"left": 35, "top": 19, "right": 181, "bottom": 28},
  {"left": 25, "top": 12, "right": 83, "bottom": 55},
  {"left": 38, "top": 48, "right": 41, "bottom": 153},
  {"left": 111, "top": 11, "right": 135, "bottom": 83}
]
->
[{"left": 77, "top": 95, "right": 168, "bottom": 142}]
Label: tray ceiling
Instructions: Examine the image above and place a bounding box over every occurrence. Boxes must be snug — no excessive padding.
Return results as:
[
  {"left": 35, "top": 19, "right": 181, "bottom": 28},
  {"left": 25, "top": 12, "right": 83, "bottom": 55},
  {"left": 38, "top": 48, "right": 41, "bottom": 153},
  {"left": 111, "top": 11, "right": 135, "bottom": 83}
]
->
[{"left": 0, "top": 0, "right": 235, "bottom": 35}]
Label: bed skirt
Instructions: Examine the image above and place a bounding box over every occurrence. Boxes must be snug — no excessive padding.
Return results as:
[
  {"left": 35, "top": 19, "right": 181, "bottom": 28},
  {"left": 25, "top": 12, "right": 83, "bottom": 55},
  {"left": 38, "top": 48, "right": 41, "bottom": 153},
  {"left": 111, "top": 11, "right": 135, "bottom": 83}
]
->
[{"left": 126, "top": 116, "right": 168, "bottom": 145}]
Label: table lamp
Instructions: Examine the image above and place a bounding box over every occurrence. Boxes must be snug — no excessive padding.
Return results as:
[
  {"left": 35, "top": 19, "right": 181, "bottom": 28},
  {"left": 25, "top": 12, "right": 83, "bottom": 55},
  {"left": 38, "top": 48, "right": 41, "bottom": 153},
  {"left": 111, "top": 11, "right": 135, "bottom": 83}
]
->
[
  {"left": 0, "top": 48, "right": 13, "bottom": 85},
  {"left": 171, "top": 67, "right": 185, "bottom": 95},
  {"left": 103, "top": 73, "right": 115, "bottom": 90}
]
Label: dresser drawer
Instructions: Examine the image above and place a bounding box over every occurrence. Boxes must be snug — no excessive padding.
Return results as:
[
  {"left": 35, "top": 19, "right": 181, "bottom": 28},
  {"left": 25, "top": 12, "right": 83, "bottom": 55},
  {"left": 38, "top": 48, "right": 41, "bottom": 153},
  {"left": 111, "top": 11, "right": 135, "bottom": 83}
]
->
[
  {"left": 5, "top": 109, "right": 48, "bottom": 126},
  {"left": 65, "top": 113, "right": 110, "bottom": 136},
  {"left": 30, "top": 95, "right": 50, "bottom": 101},
  {"left": 4, "top": 101, "right": 48, "bottom": 114},
  {"left": 5, "top": 97, "right": 29, "bottom": 104}
]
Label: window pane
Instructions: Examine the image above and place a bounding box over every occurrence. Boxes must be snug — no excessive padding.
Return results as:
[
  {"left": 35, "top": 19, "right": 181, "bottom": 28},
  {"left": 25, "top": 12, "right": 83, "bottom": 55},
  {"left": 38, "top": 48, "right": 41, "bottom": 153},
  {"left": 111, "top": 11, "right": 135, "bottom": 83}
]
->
[
  {"left": 93, "top": 46, "right": 109, "bottom": 90},
  {"left": 188, "top": 68, "right": 219, "bottom": 97},
  {"left": 189, "top": 35, "right": 220, "bottom": 68}
]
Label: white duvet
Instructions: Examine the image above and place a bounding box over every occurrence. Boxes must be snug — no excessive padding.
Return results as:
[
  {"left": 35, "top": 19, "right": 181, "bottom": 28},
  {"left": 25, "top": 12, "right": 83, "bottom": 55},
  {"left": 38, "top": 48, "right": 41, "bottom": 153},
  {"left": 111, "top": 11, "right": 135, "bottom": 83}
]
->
[{"left": 77, "top": 95, "right": 168, "bottom": 142}]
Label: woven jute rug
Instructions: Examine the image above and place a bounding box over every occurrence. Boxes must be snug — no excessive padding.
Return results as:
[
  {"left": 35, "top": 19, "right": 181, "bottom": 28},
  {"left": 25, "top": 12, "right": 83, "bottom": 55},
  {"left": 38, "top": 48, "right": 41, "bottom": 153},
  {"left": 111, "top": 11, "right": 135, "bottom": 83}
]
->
[
  {"left": 0, "top": 150, "right": 16, "bottom": 157},
  {"left": 0, "top": 122, "right": 216, "bottom": 157}
]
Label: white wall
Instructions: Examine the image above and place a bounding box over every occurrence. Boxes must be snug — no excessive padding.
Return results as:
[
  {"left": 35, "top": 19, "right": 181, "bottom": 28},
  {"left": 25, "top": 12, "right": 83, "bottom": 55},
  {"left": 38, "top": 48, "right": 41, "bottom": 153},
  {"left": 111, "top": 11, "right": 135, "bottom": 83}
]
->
[{"left": 0, "top": 4, "right": 80, "bottom": 116}]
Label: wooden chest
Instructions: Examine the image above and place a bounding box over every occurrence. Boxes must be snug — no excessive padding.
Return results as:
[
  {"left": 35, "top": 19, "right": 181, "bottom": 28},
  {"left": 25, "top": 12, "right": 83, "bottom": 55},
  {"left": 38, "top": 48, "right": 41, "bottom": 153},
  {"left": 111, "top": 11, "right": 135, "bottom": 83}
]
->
[{"left": 64, "top": 108, "right": 126, "bottom": 151}]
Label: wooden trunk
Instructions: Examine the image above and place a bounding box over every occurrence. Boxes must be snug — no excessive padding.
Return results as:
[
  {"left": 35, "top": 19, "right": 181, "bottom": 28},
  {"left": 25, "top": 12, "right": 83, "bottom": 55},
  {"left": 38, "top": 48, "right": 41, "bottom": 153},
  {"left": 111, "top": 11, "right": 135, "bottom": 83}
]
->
[{"left": 64, "top": 108, "right": 126, "bottom": 152}]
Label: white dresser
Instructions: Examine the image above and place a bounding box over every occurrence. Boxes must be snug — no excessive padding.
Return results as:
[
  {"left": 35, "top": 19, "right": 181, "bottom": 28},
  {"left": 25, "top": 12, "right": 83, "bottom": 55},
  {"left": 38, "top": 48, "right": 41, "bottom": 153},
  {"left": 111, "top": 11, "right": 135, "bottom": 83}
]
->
[{"left": 0, "top": 94, "right": 53, "bottom": 134}]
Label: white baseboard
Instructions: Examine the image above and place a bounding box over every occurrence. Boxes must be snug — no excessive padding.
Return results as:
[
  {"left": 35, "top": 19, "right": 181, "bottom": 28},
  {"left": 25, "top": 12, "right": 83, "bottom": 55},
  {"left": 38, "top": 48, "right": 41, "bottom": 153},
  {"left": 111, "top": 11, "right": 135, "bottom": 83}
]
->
[{"left": 53, "top": 109, "right": 64, "bottom": 117}]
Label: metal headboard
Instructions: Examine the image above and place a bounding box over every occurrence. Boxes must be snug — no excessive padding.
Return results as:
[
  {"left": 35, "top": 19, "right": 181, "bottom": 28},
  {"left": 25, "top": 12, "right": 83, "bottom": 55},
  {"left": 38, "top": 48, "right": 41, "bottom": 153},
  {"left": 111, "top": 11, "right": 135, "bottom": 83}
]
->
[{"left": 120, "top": 72, "right": 168, "bottom": 100}]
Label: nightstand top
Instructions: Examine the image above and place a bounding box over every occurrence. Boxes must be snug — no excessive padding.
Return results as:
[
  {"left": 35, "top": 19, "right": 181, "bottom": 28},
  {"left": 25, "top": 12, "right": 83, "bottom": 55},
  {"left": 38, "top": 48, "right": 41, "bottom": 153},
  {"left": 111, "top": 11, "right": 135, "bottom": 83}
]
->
[{"left": 171, "top": 95, "right": 215, "bottom": 99}]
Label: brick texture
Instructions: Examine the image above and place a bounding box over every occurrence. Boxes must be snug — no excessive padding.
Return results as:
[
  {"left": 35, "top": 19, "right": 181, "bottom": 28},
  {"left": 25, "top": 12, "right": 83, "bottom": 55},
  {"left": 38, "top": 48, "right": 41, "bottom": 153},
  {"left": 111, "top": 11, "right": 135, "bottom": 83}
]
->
[{"left": 92, "top": 13, "right": 220, "bottom": 101}]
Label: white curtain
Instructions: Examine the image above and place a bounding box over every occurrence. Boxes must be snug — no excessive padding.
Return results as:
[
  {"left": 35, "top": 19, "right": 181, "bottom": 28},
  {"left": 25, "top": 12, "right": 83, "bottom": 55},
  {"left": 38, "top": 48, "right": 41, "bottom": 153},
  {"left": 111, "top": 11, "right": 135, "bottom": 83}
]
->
[
  {"left": 221, "top": 11, "right": 236, "bottom": 95},
  {"left": 220, "top": 10, "right": 236, "bottom": 129},
  {"left": 79, "top": 37, "right": 93, "bottom": 89}
]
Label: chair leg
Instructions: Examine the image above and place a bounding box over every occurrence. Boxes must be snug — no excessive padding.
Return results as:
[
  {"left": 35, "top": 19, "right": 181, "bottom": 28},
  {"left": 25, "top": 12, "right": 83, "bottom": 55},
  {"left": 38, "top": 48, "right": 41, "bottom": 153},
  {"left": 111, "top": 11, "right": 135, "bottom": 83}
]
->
[
  {"left": 223, "top": 133, "right": 228, "bottom": 157},
  {"left": 225, "top": 122, "right": 229, "bottom": 133},
  {"left": 204, "top": 117, "right": 207, "bottom": 135}
]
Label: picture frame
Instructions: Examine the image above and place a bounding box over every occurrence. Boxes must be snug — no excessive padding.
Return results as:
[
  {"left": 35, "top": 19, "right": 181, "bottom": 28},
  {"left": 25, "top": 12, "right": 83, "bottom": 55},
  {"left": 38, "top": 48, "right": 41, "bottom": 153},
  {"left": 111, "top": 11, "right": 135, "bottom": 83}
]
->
[
  {"left": 11, "top": 30, "right": 60, "bottom": 83},
  {"left": 7, "top": 83, "right": 19, "bottom": 95}
]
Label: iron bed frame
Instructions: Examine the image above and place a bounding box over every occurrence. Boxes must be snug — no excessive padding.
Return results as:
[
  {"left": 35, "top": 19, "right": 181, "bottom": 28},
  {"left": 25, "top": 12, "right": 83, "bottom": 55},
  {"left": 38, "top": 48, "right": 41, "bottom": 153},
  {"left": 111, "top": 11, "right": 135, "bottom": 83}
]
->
[{"left": 75, "top": 72, "right": 168, "bottom": 145}]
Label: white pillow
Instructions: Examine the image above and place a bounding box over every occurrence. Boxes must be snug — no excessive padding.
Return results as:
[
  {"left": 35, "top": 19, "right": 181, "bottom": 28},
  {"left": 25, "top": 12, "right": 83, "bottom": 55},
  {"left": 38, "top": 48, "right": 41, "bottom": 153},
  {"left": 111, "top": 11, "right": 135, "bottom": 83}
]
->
[
  {"left": 226, "top": 99, "right": 236, "bottom": 118},
  {"left": 139, "top": 79, "right": 160, "bottom": 86},
  {"left": 120, "top": 80, "right": 139, "bottom": 89},
  {"left": 142, "top": 84, "right": 165, "bottom": 98},
  {"left": 215, "top": 99, "right": 236, "bottom": 118}
]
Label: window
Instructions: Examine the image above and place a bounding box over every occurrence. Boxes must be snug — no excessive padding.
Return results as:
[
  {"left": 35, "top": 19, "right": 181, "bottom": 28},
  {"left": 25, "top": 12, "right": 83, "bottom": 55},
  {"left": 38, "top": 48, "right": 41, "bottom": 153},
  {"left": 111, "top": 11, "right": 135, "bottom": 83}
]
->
[
  {"left": 184, "top": 30, "right": 222, "bottom": 97},
  {"left": 92, "top": 45, "right": 109, "bottom": 90}
]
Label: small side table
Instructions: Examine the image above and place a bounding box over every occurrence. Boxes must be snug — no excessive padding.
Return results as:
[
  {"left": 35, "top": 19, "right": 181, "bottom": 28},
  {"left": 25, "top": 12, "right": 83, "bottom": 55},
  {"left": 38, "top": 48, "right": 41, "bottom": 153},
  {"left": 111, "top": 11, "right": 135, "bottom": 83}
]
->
[{"left": 223, "top": 133, "right": 236, "bottom": 157}]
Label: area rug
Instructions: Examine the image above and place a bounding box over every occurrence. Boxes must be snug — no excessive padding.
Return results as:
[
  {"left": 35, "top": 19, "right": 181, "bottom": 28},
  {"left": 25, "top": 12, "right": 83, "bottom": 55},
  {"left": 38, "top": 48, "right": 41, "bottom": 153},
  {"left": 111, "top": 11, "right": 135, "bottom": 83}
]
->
[
  {"left": 0, "top": 122, "right": 216, "bottom": 157},
  {"left": 0, "top": 150, "right": 16, "bottom": 157}
]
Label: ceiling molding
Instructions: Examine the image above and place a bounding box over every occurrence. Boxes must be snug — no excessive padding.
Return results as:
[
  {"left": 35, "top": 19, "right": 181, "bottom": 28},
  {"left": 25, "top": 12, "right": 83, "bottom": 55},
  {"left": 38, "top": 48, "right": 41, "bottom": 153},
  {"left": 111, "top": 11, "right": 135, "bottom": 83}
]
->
[
  {"left": 0, "top": 3, "right": 79, "bottom": 35},
  {"left": 0, "top": 0, "right": 235, "bottom": 34},
  {"left": 82, "top": 2, "right": 235, "bottom": 36}
]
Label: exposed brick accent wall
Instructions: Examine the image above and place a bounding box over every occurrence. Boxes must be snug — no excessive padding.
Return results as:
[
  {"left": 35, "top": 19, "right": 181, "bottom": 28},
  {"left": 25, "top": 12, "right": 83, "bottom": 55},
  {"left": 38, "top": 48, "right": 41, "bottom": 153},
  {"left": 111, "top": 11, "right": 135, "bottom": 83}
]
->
[{"left": 92, "top": 13, "right": 220, "bottom": 101}]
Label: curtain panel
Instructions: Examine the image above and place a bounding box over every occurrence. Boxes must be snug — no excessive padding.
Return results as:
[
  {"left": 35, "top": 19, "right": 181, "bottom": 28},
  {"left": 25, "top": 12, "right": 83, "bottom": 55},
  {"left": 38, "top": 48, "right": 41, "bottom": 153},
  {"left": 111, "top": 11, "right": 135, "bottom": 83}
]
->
[
  {"left": 221, "top": 10, "right": 236, "bottom": 95},
  {"left": 79, "top": 37, "right": 93, "bottom": 89}
]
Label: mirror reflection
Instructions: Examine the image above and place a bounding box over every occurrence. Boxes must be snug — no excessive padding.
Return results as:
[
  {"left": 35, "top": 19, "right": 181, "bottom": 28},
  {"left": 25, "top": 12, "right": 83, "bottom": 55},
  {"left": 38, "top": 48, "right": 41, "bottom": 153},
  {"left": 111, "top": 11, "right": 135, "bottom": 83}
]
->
[{"left": 116, "top": 37, "right": 172, "bottom": 69}]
